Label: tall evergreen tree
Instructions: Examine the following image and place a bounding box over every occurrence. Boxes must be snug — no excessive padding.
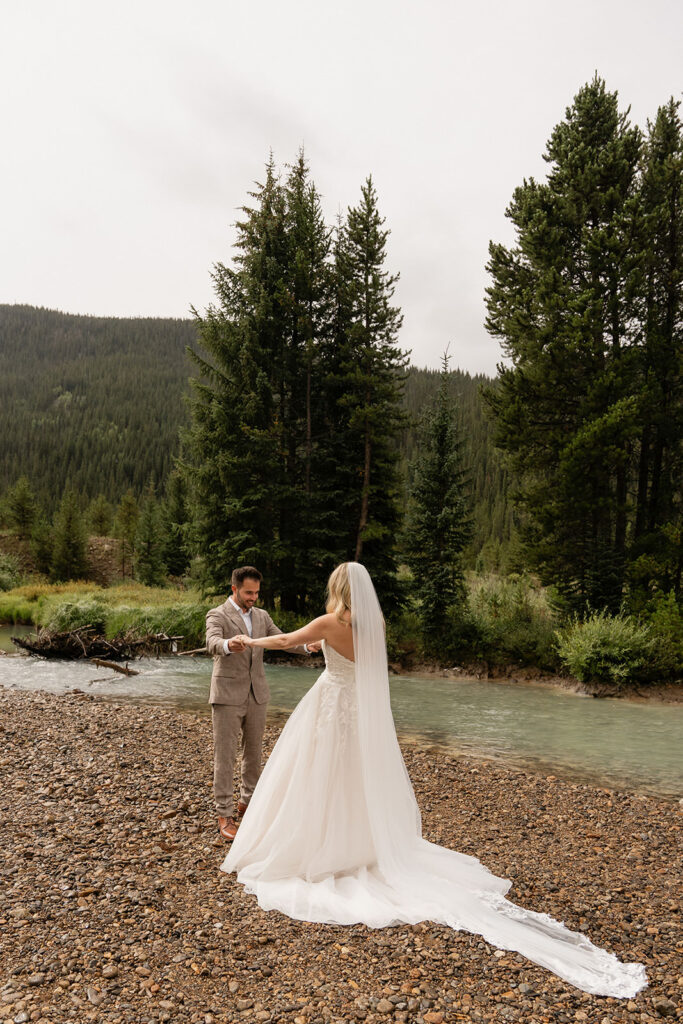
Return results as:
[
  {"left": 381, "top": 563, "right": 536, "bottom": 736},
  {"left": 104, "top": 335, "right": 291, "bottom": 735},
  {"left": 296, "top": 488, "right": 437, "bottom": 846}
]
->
[
  {"left": 30, "top": 511, "right": 53, "bottom": 576},
  {"left": 328, "top": 177, "right": 408, "bottom": 604},
  {"left": 631, "top": 98, "right": 683, "bottom": 600},
  {"left": 87, "top": 494, "right": 113, "bottom": 536},
  {"left": 184, "top": 156, "right": 289, "bottom": 602},
  {"left": 50, "top": 491, "right": 87, "bottom": 582},
  {"left": 404, "top": 354, "right": 472, "bottom": 646},
  {"left": 280, "top": 152, "right": 335, "bottom": 606},
  {"left": 136, "top": 486, "right": 166, "bottom": 586},
  {"left": 484, "top": 76, "right": 643, "bottom": 614},
  {"left": 161, "top": 469, "right": 191, "bottom": 577},
  {"left": 6, "top": 476, "right": 36, "bottom": 539}
]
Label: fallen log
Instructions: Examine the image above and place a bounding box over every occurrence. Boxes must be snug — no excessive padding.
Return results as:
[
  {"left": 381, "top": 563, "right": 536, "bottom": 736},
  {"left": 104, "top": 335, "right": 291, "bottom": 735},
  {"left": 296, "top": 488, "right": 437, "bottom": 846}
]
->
[
  {"left": 11, "top": 627, "right": 184, "bottom": 661},
  {"left": 90, "top": 658, "right": 139, "bottom": 676},
  {"left": 176, "top": 646, "right": 208, "bottom": 657}
]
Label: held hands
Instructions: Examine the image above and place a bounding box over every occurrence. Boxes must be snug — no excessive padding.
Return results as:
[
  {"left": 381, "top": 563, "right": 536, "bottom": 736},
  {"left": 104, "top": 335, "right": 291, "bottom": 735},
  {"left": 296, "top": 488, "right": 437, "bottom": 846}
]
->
[
  {"left": 232, "top": 634, "right": 254, "bottom": 649},
  {"left": 306, "top": 641, "right": 322, "bottom": 653}
]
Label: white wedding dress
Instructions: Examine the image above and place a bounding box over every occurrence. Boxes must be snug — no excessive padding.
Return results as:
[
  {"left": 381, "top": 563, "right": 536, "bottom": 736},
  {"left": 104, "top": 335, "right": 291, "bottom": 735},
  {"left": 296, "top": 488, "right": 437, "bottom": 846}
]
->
[{"left": 221, "top": 564, "right": 647, "bottom": 998}]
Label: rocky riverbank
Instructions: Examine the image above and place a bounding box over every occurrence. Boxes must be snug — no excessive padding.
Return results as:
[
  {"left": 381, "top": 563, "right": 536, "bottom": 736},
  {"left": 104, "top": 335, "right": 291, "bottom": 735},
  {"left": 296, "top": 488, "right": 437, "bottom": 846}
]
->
[{"left": 1, "top": 687, "right": 680, "bottom": 1024}]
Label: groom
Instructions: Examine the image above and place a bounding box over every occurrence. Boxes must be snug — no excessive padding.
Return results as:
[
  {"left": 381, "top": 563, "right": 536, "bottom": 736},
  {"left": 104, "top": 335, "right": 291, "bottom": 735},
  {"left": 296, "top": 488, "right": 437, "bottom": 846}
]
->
[{"left": 205, "top": 565, "right": 318, "bottom": 841}]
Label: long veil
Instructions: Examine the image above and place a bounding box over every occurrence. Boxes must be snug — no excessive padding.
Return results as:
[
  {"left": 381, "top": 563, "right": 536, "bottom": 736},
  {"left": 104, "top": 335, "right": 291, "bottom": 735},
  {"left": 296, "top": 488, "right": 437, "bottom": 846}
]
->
[{"left": 348, "top": 562, "right": 647, "bottom": 998}]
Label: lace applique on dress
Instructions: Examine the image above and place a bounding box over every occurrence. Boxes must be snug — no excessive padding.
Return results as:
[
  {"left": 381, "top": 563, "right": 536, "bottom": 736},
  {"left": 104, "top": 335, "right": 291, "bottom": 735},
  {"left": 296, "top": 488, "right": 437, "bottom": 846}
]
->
[{"left": 315, "top": 640, "right": 358, "bottom": 742}]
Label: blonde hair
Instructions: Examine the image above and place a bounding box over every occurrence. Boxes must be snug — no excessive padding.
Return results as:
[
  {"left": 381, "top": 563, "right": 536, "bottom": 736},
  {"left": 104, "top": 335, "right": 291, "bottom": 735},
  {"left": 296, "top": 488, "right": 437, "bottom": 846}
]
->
[{"left": 326, "top": 563, "right": 352, "bottom": 625}]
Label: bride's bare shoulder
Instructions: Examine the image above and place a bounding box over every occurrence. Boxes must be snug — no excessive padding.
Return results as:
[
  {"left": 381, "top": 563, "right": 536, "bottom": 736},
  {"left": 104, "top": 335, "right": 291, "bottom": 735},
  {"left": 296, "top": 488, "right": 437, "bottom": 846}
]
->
[{"left": 327, "top": 611, "right": 352, "bottom": 635}]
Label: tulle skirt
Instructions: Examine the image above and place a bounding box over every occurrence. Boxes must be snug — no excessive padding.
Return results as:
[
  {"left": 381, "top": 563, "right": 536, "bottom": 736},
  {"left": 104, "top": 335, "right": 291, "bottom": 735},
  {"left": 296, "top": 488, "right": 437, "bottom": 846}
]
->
[{"left": 221, "top": 666, "right": 647, "bottom": 998}]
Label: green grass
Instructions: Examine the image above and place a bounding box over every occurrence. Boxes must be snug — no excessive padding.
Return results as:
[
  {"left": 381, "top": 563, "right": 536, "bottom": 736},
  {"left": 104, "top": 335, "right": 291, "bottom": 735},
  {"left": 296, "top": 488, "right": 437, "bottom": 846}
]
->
[{"left": 0, "top": 582, "right": 217, "bottom": 648}]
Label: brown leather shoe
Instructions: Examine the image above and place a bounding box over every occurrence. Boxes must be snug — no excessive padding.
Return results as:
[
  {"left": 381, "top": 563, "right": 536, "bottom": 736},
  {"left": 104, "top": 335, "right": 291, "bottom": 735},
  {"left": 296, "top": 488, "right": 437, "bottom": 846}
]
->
[
  {"left": 237, "top": 800, "right": 249, "bottom": 818},
  {"left": 218, "top": 816, "right": 238, "bottom": 841}
]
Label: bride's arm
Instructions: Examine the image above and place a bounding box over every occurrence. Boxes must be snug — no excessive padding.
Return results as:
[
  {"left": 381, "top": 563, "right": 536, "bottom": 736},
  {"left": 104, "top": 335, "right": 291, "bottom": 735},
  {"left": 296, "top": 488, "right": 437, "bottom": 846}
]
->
[{"left": 238, "top": 614, "right": 332, "bottom": 650}]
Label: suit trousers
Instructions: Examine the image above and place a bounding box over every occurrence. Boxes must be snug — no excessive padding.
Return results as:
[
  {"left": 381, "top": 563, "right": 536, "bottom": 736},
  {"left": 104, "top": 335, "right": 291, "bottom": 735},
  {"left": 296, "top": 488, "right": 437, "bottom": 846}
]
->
[{"left": 211, "top": 688, "right": 268, "bottom": 817}]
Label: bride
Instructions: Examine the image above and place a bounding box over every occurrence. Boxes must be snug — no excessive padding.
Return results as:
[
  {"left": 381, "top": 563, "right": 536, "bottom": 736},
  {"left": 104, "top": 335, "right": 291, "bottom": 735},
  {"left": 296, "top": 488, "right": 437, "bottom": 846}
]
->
[{"left": 221, "top": 561, "right": 647, "bottom": 998}]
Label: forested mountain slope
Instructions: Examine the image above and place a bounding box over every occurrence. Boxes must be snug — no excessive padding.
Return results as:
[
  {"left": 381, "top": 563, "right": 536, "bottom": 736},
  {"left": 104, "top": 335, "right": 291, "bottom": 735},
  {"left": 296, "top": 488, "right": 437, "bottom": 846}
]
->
[
  {"left": 0, "top": 305, "right": 196, "bottom": 501},
  {"left": 0, "top": 304, "right": 514, "bottom": 563}
]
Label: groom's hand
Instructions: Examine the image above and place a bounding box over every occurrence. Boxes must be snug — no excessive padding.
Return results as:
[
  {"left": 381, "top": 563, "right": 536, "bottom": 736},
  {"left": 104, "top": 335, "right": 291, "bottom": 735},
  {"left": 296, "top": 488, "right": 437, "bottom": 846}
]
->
[
  {"left": 306, "top": 641, "right": 322, "bottom": 653},
  {"left": 227, "top": 636, "right": 246, "bottom": 652}
]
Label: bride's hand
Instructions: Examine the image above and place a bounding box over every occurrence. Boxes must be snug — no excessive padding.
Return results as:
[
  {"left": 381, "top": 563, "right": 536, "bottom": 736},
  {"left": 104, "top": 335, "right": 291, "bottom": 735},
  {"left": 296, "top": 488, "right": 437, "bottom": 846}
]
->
[{"left": 235, "top": 633, "right": 253, "bottom": 647}]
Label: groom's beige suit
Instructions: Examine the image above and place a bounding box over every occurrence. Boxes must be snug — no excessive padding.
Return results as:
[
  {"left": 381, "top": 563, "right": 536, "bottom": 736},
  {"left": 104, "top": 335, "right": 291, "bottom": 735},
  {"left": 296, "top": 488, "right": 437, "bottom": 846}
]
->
[{"left": 206, "top": 599, "right": 303, "bottom": 817}]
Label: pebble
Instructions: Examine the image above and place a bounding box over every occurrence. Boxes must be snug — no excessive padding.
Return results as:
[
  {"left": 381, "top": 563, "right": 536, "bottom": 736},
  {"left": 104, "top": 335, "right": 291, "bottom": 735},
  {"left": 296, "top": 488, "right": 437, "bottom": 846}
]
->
[
  {"left": 652, "top": 995, "right": 677, "bottom": 1017},
  {"left": 0, "top": 687, "right": 679, "bottom": 1024}
]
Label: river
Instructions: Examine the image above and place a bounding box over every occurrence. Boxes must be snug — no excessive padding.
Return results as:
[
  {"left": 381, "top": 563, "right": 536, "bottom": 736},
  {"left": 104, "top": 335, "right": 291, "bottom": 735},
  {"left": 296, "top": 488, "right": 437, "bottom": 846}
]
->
[{"left": 1, "top": 626, "right": 681, "bottom": 798}]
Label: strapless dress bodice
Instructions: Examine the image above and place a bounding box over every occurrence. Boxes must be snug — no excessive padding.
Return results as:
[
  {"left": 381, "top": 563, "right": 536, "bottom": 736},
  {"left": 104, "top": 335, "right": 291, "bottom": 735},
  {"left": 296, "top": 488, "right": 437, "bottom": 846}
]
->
[{"left": 321, "top": 638, "right": 356, "bottom": 685}]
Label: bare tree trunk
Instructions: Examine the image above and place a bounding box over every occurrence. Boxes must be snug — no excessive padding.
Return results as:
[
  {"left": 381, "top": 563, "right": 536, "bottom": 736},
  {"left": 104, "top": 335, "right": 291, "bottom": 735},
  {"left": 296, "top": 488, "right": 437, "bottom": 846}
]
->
[
  {"left": 306, "top": 351, "right": 312, "bottom": 495},
  {"left": 355, "top": 422, "right": 371, "bottom": 561}
]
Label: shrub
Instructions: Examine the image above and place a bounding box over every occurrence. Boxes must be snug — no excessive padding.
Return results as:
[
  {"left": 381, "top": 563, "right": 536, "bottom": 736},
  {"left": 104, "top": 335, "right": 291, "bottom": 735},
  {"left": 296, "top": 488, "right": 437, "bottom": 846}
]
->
[
  {"left": 466, "top": 572, "right": 559, "bottom": 669},
  {"left": 554, "top": 609, "right": 656, "bottom": 687},
  {"left": 385, "top": 609, "right": 422, "bottom": 664},
  {"left": 0, "top": 553, "right": 22, "bottom": 592},
  {"left": 640, "top": 591, "right": 683, "bottom": 681},
  {"left": 266, "top": 608, "right": 309, "bottom": 635}
]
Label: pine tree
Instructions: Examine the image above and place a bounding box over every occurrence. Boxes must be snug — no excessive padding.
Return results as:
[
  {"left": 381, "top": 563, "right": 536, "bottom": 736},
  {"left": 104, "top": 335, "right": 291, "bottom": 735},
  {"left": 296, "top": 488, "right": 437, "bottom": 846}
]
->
[
  {"left": 6, "top": 476, "right": 36, "bottom": 539},
  {"left": 136, "top": 486, "right": 166, "bottom": 586},
  {"left": 185, "top": 160, "right": 408, "bottom": 608},
  {"left": 50, "top": 491, "right": 87, "bottom": 581},
  {"left": 484, "top": 76, "right": 643, "bottom": 614},
  {"left": 630, "top": 99, "right": 683, "bottom": 601},
  {"left": 114, "top": 490, "right": 139, "bottom": 578},
  {"left": 328, "top": 178, "right": 409, "bottom": 605},
  {"left": 30, "top": 511, "right": 53, "bottom": 576},
  {"left": 404, "top": 354, "right": 472, "bottom": 645},
  {"left": 279, "top": 152, "right": 335, "bottom": 607},
  {"left": 87, "top": 494, "right": 113, "bottom": 536},
  {"left": 161, "top": 469, "right": 191, "bottom": 577},
  {"left": 184, "top": 155, "right": 289, "bottom": 602}
]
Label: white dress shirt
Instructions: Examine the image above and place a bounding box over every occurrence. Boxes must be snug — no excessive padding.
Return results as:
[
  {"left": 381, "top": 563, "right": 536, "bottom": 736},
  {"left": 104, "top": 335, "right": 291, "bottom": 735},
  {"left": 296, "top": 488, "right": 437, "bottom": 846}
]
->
[
  {"left": 222, "top": 596, "right": 309, "bottom": 654},
  {"left": 222, "top": 596, "right": 253, "bottom": 654}
]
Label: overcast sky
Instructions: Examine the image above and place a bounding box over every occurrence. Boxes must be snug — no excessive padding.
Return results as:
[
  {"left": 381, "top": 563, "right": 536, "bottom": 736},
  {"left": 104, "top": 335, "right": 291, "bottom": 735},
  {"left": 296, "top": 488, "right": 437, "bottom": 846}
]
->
[{"left": 1, "top": 1, "right": 681, "bottom": 376}]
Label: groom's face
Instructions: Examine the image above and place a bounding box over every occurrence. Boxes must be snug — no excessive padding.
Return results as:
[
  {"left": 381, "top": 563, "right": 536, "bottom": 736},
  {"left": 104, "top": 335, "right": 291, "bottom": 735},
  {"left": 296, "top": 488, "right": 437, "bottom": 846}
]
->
[{"left": 232, "top": 578, "right": 261, "bottom": 611}]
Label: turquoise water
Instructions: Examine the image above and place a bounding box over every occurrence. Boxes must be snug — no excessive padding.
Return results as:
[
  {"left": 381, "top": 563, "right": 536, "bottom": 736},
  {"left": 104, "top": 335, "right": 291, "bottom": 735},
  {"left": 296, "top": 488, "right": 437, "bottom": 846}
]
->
[{"left": 1, "top": 628, "right": 681, "bottom": 798}]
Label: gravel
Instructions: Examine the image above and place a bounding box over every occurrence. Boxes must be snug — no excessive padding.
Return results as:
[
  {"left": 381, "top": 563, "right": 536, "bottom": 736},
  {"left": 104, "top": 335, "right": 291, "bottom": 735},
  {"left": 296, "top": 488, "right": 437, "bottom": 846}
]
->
[{"left": 1, "top": 686, "right": 680, "bottom": 1024}]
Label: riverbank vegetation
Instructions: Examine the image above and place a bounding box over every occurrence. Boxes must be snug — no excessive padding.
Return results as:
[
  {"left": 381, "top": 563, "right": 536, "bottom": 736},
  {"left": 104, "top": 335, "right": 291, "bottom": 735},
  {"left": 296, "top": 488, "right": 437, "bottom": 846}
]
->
[
  {"left": 1, "top": 573, "right": 679, "bottom": 690},
  {"left": 0, "top": 75, "right": 680, "bottom": 688}
]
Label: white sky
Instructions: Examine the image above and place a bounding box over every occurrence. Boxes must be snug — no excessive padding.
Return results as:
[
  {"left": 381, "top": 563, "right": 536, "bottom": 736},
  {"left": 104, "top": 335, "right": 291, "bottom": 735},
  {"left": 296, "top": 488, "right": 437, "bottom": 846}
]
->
[{"left": 1, "top": 0, "right": 681, "bottom": 375}]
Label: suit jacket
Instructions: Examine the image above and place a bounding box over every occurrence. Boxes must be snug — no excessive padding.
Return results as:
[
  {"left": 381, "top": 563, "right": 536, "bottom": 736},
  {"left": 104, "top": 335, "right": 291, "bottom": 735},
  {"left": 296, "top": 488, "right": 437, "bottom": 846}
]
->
[{"left": 205, "top": 600, "right": 302, "bottom": 706}]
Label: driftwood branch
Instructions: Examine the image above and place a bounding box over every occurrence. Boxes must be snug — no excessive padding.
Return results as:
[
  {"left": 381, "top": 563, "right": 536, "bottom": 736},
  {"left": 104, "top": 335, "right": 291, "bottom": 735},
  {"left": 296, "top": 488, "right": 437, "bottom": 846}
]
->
[{"left": 90, "top": 658, "right": 139, "bottom": 676}]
